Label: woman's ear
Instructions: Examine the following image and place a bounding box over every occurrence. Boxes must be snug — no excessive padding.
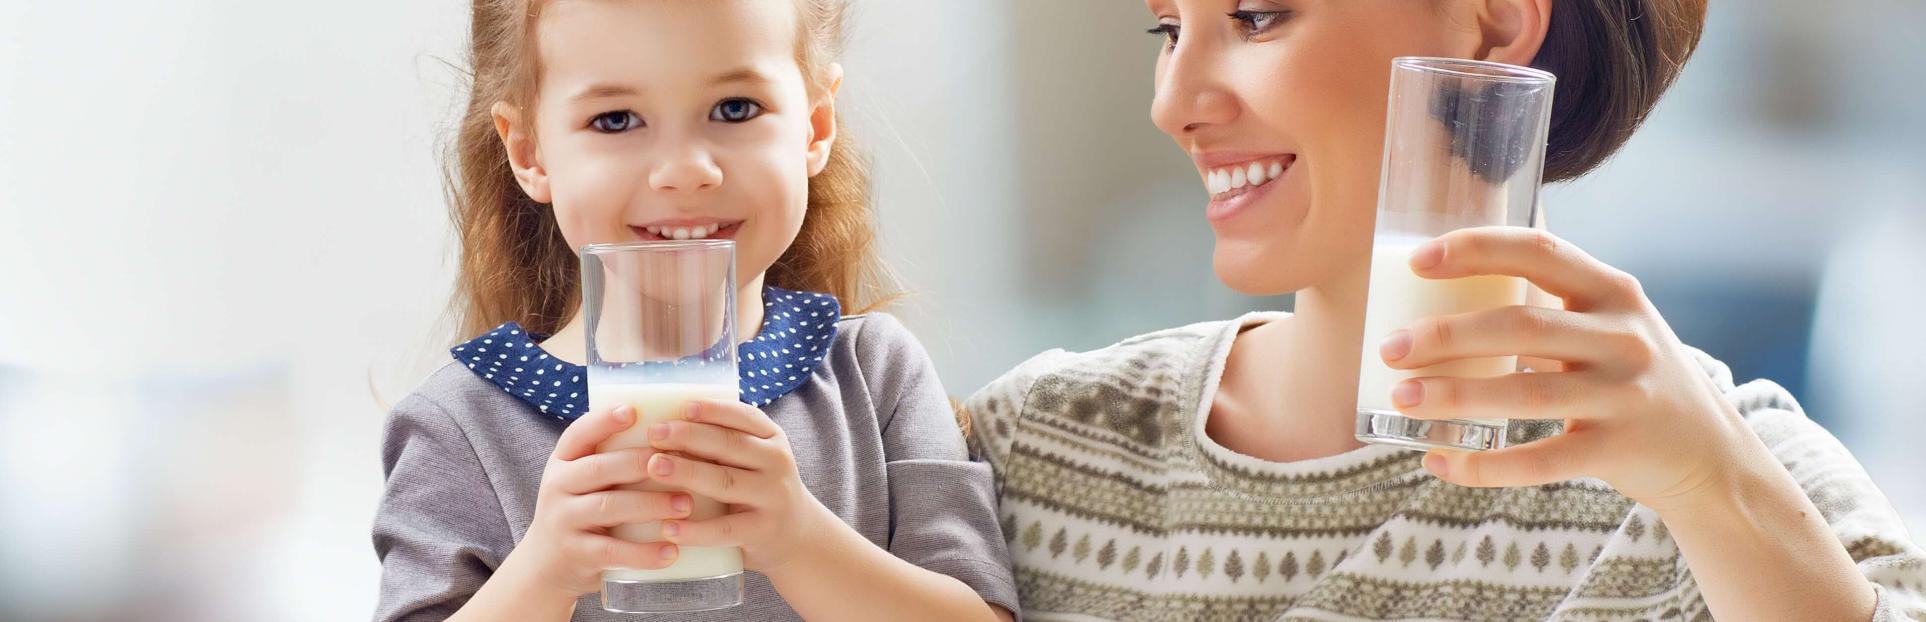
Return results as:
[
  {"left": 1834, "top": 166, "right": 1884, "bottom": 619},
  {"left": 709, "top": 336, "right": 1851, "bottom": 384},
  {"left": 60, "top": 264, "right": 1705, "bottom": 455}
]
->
[
  {"left": 1473, "top": 0, "right": 1553, "bottom": 66},
  {"left": 492, "top": 101, "right": 552, "bottom": 204},
  {"left": 804, "top": 63, "right": 843, "bottom": 178}
]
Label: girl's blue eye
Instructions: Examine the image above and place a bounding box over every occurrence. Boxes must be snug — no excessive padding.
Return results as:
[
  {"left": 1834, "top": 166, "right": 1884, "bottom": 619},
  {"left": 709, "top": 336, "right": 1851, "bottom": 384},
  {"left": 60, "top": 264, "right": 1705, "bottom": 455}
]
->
[
  {"left": 710, "top": 99, "right": 763, "bottom": 123},
  {"left": 590, "top": 111, "right": 641, "bottom": 133}
]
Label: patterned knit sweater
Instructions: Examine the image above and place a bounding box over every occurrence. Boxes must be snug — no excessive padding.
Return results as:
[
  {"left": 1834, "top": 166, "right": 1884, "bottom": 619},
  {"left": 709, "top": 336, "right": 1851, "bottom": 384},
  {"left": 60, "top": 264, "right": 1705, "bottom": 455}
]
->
[{"left": 965, "top": 312, "right": 1926, "bottom": 621}]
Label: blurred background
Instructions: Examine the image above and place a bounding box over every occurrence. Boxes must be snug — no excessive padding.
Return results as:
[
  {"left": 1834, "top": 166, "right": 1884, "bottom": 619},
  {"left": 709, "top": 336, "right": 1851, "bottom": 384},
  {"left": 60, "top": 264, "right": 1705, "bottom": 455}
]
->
[{"left": 2, "top": 0, "right": 1921, "bottom": 620}]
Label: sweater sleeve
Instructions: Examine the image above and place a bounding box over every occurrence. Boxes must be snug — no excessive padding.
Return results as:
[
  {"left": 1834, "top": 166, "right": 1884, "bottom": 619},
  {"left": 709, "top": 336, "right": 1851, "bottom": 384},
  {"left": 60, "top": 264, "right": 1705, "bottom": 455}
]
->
[{"left": 1699, "top": 349, "right": 1926, "bottom": 621}]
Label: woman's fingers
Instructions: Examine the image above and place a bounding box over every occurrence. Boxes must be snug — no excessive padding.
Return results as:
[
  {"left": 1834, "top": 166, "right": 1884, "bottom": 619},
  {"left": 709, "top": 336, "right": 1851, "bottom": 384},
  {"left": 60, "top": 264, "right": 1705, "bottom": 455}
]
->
[
  {"left": 1413, "top": 227, "right": 1642, "bottom": 312},
  {"left": 565, "top": 489, "right": 693, "bottom": 527},
  {"left": 553, "top": 404, "right": 636, "bottom": 462},
  {"left": 1422, "top": 431, "right": 1601, "bottom": 488},
  {"left": 1389, "top": 372, "right": 1601, "bottom": 422},
  {"left": 1381, "top": 305, "right": 1627, "bottom": 370}
]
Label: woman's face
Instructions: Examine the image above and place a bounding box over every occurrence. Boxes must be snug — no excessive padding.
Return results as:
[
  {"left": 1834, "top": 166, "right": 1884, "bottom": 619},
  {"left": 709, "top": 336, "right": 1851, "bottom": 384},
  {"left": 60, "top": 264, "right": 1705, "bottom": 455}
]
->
[{"left": 1145, "top": 0, "right": 1485, "bottom": 295}]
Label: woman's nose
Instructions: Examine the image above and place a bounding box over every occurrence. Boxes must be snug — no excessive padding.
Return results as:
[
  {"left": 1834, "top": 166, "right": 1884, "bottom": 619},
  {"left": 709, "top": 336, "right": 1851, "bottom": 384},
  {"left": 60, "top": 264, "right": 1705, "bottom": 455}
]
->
[
  {"left": 648, "top": 146, "right": 723, "bottom": 193},
  {"left": 1150, "top": 42, "right": 1239, "bottom": 138}
]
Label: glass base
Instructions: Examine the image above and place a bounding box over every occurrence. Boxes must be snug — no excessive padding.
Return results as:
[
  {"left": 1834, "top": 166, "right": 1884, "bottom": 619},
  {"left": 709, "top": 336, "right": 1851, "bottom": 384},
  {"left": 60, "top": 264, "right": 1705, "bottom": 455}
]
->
[
  {"left": 1356, "top": 409, "right": 1507, "bottom": 452},
  {"left": 601, "top": 573, "right": 743, "bottom": 614}
]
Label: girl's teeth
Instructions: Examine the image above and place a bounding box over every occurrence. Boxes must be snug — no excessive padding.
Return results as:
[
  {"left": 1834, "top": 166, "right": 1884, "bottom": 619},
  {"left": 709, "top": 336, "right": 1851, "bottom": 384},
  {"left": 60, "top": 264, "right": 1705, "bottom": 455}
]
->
[
  {"left": 1269, "top": 161, "right": 1284, "bottom": 180},
  {"left": 1246, "top": 162, "right": 1266, "bottom": 187},
  {"left": 1230, "top": 166, "right": 1247, "bottom": 189},
  {"left": 645, "top": 223, "right": 729, "bottom": 239}
]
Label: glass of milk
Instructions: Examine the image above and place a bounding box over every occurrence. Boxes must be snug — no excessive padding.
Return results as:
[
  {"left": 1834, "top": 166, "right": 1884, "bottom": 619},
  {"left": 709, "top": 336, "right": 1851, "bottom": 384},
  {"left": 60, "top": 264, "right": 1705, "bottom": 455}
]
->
[
  {"left": 1355, "top": 58, "right": 1556, "bottom": 452},
  {"left": 581, "top": 240, "right": 744, "bottom": 613}
]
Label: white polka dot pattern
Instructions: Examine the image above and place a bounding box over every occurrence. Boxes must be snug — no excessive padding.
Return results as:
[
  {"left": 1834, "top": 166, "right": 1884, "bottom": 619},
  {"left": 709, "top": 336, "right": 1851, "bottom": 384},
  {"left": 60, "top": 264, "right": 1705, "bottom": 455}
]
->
[{"left": 450, "top": 287, "right": 841, "bottom": 421}]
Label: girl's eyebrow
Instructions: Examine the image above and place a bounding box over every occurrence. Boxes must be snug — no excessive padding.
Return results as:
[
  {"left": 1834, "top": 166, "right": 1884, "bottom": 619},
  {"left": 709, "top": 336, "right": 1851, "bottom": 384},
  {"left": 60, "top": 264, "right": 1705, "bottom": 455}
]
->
[
  {"left": 570, "top": 83, "right": 640, "bottom": 102},
  {"left": 710, "top": 67, "right": 772, "bottom": 86},
  {"left": 567, "top": 68, "right": 769, "bottom": 103}
]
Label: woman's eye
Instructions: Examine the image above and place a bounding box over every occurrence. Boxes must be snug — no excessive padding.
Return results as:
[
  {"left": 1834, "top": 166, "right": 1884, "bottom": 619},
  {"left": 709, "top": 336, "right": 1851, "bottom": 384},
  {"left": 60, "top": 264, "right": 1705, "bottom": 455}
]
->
[
  {"left": 1229, "top": 10, "right": 1289, "bottom": 37},
  {"left": 1145, "top": 23, "right": 1180, "bottom": 50},
  {"left": 709, "top": 99, "right": 764, "bottom": 123},
  {"left": 590, "top": 111, "right": 641, "bottom": 133}
]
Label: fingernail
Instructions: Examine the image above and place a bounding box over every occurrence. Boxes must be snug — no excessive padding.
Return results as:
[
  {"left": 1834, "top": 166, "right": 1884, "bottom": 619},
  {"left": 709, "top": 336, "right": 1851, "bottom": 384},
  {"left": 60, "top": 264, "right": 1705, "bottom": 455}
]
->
[
  {"left": 1392, "top": 380, "right": 1424, "bottom": 408},
  {"left": 1380, "top": 330, "right": 1412, "bottom": 362},
  {"left": 1423, "top": 452, "right": 1449, "bottom": 476},
  {"left": 650, "top": 423, "right": 670, "bottom": 441},
  {"left": 611, "top": 405, "right": 633, "bottom": 424},
  {"left": 684, "top": 402, "right": 702, "bottom": 421},
  {"left": 660, "top": 544, "right": 679, "bottom": 562},
  {"left": 671, "top": 495, "right": 691, "bottom": 514},
  {"left": 651, "top": 455, "right": 674, "bottom": 477},
  {"left": 1409, "top": 241, "right": 1444, "bottom": 270},
  {"left": 663, "top": 521, "right": 681, "bottom": 538}
]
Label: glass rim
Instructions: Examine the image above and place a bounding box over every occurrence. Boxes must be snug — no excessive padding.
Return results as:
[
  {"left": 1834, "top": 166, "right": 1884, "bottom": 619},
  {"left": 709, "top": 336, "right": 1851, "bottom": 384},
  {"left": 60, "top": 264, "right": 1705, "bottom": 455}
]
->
[
  {"left": 581, "top": 239, "right": 735, "bottom": 256},
  {"left": 1391, "top": 56, "right": 1555, "bottom": 85}
]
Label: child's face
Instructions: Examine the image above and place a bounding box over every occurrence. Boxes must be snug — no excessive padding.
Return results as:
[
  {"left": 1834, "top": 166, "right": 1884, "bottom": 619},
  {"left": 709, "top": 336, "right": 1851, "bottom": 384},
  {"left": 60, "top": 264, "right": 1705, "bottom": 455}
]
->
[{"left": 498, "top": 0, "right": 837, "bottom": 292}]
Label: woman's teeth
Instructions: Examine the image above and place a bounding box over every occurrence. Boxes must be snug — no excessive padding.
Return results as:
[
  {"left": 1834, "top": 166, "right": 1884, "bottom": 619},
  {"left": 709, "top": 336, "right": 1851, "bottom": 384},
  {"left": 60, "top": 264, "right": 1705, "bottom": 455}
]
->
[
  {"left": 1205, "top": 158, "right": 1290, "bottom": 197},
  {"left": 643, "top": 223, "right": 725, "bottom": 240}
]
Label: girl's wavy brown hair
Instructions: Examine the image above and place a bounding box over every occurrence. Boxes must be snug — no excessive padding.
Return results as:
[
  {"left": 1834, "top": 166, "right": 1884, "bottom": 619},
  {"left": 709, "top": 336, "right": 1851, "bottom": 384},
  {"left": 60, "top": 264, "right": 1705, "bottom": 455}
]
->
[{"left": 446, "top": 0, "right": 892, "bottom": 340}]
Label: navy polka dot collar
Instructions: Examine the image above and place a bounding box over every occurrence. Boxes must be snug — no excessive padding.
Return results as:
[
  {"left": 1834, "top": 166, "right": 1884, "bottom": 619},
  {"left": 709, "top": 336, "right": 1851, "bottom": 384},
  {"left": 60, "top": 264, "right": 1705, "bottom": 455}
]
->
[{"left": 451, "top": 286, "right": 842, "bottom": 421}]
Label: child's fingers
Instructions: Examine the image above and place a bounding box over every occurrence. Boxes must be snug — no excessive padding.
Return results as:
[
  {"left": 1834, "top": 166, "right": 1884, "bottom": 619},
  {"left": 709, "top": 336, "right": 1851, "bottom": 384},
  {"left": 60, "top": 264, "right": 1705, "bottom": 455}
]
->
[
  {"left": 573, "top": 534, "right": 680, "bottom": 571},
  {"left": 553, "top": 404, "right": 636, "bottom": 461},
  {"left": 647, "top": 453, "right": 763, "bottom": 505},
  {"left": 556, "top": 447, "right": 657, "bottom": 494},
  {"left": 687, "top": 400, "right": 782, "bottom": 439},
  {"left": 648, "top": 421, "right": 780, "bottom": 472},
  {"left": 566, "top": 490, "right": 693, "bottom": 528},
  {"left": 661, "top": 512, "right": 759, "bottom": 549}
]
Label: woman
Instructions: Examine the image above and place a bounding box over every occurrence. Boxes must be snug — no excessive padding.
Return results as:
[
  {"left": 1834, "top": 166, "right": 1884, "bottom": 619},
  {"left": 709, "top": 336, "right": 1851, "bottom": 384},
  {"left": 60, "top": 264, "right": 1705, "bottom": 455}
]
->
[{"left": 966, "top": 1, "right": 1926, "bottom": 620}]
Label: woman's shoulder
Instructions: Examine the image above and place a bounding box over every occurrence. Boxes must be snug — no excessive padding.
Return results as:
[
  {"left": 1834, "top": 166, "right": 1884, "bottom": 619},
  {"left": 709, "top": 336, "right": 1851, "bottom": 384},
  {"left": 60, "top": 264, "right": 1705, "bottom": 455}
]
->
[
  {"left": 964, "top": 316, "right": 1250, "bottom": 458},
  {"left": 972, "top": 316, "right": 1244, "bottom": 405}
]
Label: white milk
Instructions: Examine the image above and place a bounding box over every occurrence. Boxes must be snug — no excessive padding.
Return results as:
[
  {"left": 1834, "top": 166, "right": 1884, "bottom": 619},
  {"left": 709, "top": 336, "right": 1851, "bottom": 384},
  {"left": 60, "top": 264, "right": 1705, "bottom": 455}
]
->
[
  {"left": 592, "top": 383, "right": 744, "bottom": 582},
  {"left": 1357, "top": 235, "right": 1526, "bottom": 425}
]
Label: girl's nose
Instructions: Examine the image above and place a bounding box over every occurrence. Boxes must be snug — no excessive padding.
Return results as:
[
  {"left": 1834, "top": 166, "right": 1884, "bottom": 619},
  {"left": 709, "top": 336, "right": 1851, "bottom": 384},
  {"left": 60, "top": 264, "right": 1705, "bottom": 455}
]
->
[{"left": 648, "top": 148, "right": 723, "bottom": 193}]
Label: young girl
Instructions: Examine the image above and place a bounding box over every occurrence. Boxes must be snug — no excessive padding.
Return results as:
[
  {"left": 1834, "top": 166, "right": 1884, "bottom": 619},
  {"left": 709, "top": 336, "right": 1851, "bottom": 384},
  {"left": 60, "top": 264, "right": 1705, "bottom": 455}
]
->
[
  {"left": 372, "top": 1, "right": 1017, "bottom": 620},
  {"left": 968, "top": 1, "right": 1926, "bottom": 621}
]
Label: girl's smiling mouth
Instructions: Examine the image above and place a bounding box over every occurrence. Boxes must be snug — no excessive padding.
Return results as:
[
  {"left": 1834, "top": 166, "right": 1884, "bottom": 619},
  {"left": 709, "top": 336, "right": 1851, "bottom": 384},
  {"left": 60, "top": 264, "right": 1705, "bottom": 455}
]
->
[{"left": 631, "top": 219, "right": 744, "bottom": 241}]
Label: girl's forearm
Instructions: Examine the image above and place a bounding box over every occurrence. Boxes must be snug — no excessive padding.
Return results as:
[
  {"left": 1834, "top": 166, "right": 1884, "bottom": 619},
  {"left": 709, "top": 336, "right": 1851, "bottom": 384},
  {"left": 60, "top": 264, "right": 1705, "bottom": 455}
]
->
[
  {"left": 762, "top": 513, "right": 1006, "bottom": 622},
  {"left": 1652, "top": 438, "right": 1876, "bottom": 622},
  {"left": 447, "top": 552, "right": 580, "bottom": 622}
]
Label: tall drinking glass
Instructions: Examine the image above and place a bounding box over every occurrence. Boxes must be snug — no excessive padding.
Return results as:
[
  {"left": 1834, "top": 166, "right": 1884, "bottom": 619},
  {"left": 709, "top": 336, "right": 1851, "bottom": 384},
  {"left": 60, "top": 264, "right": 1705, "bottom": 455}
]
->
[
  {"left": 1355, "top": 57, "right": 1556, "bottom": 452},
  {"left": 583, "top": 240, "right": 744, "bottom": 613}
]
